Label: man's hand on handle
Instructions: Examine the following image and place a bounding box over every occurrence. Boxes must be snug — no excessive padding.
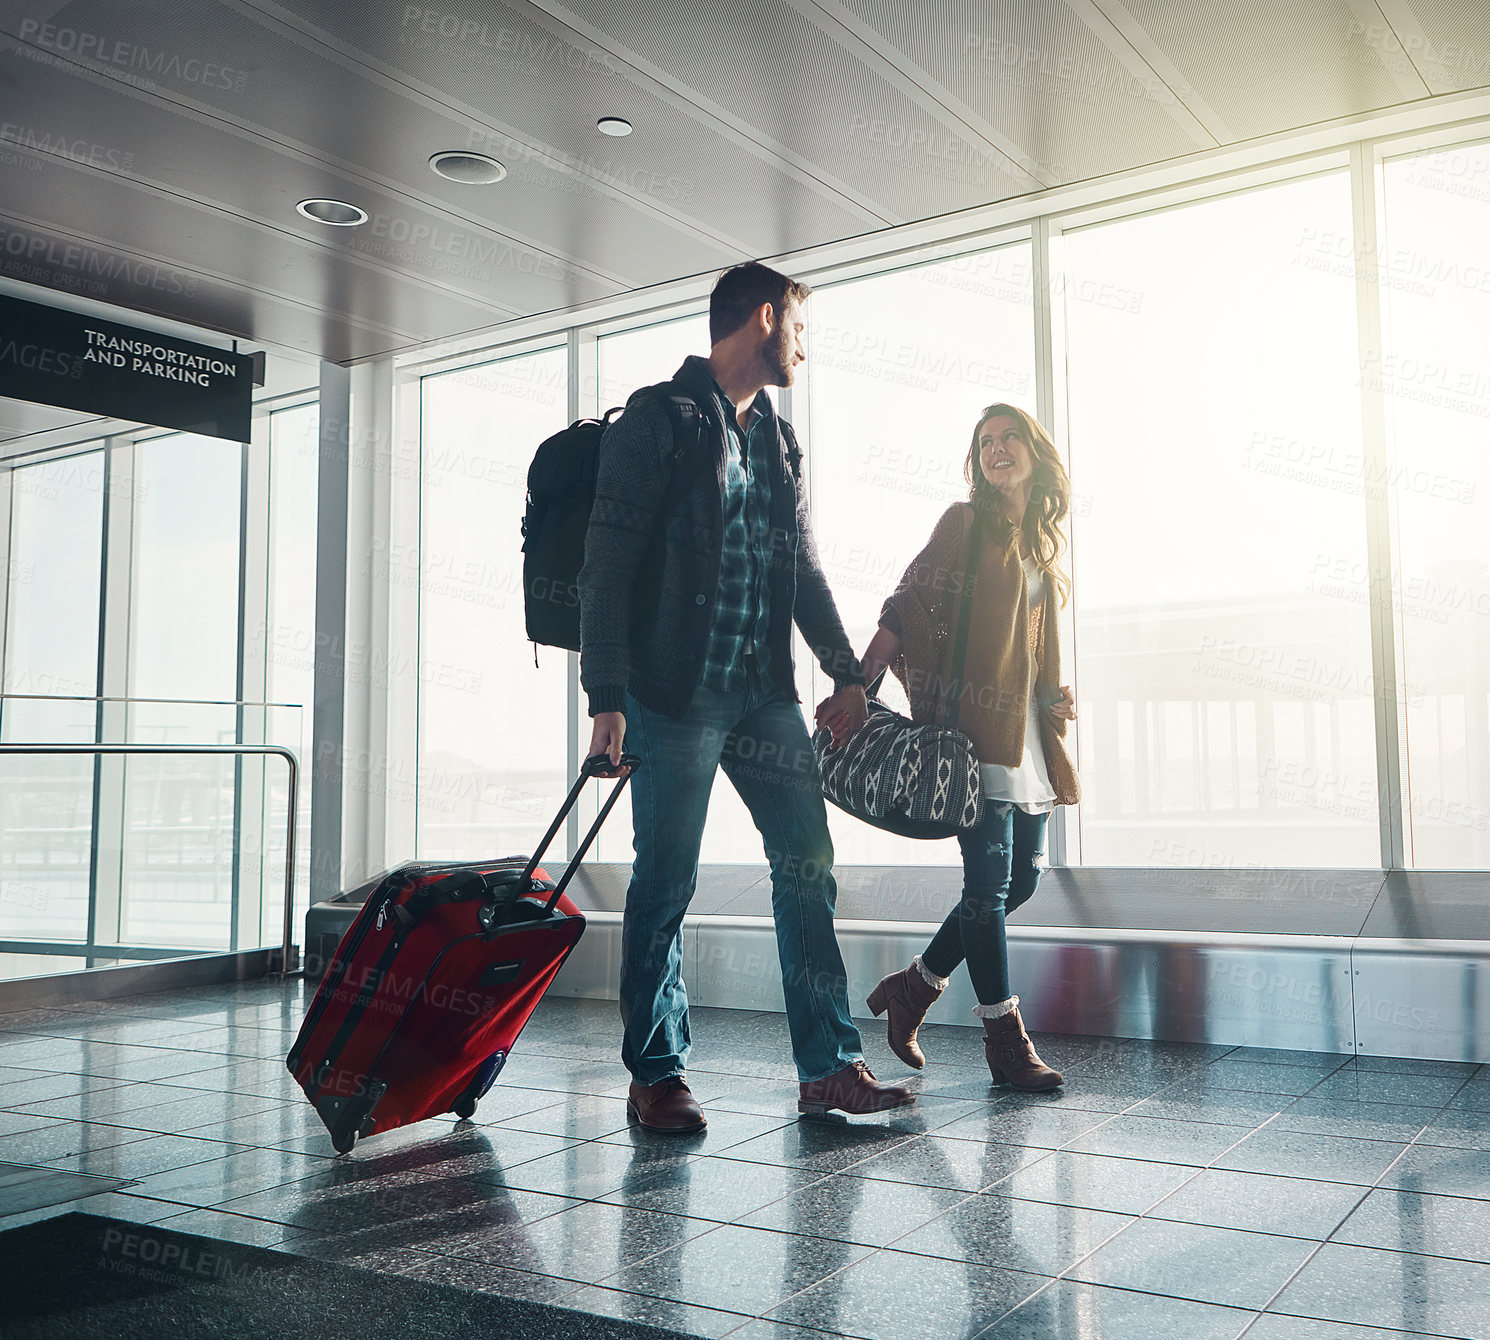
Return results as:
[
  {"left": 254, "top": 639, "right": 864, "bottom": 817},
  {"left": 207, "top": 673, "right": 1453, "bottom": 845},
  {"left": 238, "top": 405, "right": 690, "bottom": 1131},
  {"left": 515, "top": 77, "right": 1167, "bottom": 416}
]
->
[{"left": 589, "top": 711, "right": 629, "bottom": 771}]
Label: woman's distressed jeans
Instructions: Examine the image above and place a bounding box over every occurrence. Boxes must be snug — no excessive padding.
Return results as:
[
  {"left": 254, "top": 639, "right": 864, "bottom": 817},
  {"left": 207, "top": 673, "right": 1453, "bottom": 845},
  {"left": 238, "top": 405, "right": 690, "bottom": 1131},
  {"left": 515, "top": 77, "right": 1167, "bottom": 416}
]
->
[{"left": 921, "top": 801, "right": 1049, "bottom": 1004}]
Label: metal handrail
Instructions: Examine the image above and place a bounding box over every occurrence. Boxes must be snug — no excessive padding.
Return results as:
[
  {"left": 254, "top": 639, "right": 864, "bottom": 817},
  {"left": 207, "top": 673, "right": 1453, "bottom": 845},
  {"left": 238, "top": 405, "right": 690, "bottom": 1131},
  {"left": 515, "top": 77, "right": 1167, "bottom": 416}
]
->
[
  {"left": 0, "top": 693, "right": 304, "bottom": 708},
  {"left": 0, "top": 743, "right": 299, "bottom": 975}
]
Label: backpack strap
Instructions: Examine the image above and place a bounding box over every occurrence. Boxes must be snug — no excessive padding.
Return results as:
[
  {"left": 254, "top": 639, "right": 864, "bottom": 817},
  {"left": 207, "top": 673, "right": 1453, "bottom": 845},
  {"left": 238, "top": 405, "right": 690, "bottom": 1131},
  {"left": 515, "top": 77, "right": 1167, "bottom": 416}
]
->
[
  {"left": 636, "top": 381, "right": 705, "bottom": 510},
  {"left": 778, "top": 417, "right": 805, "bottom": 485},
  {"left": 663, "top": 390, "right": 703, "bottom": 466}
]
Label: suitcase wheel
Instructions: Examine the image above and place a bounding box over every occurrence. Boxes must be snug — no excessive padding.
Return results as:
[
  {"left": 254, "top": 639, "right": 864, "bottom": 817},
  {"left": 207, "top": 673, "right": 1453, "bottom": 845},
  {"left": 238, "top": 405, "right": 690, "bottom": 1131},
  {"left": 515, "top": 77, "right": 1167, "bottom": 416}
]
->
[
  {"left": 331, "top": 1128, "right": 357, "bottom": 1155},
  {"left": 451, "top": 1093, "right": 477, "bottom": 1120}
]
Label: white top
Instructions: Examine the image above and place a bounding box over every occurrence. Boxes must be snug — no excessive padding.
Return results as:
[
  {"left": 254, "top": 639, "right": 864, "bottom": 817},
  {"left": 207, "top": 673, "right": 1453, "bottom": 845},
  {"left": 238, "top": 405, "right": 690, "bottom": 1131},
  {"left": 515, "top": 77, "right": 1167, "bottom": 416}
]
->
[{"left": 978, "top": 555, "right": 1057, "bottom": 814}]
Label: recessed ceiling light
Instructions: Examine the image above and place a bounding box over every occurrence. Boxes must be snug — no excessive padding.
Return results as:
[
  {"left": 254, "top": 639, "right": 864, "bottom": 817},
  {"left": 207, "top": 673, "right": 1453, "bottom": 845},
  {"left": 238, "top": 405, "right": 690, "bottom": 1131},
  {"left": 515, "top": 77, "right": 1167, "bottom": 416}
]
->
[
  {"left": 295, "top": 198, "right": 368, "bottom": 226},
  {"left": 597, "top": 117, "right": 632, "bottom": 137},
  {"left": 429, "top": 151, "right": 508, "bottom": 184}
]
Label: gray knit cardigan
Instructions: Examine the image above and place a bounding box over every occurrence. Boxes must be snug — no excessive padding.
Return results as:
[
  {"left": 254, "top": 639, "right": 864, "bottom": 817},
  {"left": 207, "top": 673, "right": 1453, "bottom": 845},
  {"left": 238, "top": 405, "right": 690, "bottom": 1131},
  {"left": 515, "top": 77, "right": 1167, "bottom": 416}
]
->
[{"left": 578, "top": 356, "right": 864, "bottom": 718}]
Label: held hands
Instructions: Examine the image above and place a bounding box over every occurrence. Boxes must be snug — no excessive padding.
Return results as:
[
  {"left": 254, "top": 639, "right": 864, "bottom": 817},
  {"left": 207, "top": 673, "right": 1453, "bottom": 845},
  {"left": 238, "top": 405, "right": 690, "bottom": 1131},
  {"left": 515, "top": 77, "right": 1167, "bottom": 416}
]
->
[
  {"left": 813, "top": 683, "right": 869, "bottom": 749},
  {"left": 1047, "top": 685, "right": 1077, "bottom": 722},
  {"left": 814, "top": 677, "right": 1068, "bottom": 748}
]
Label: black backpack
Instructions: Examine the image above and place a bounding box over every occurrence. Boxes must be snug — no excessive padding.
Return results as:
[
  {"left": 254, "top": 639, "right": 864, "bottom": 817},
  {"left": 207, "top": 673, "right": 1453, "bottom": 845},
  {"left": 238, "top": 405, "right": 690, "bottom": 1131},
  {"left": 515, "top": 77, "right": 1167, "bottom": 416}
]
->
[{"left": 521, "top": 383, "right": 703, "bottom": 652}]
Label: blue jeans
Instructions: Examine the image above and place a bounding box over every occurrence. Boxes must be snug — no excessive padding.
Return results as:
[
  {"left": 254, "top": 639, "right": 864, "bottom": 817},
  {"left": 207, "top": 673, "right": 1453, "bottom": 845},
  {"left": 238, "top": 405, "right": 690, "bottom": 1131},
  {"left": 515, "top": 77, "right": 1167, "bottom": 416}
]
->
[
  {"left": 921, "top": 802, "right": 1049, "bottom": 1005},
  {"left": 618, "top": 678, "right": 863, "bottom": 1085}
]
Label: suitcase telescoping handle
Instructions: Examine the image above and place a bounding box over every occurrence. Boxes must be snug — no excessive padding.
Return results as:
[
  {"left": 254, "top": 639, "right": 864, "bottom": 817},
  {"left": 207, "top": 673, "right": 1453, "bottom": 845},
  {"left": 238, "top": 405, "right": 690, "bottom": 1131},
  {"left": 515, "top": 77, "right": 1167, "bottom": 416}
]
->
[{"left": 517, "top": 752, "right": 641, "bottom": 914}]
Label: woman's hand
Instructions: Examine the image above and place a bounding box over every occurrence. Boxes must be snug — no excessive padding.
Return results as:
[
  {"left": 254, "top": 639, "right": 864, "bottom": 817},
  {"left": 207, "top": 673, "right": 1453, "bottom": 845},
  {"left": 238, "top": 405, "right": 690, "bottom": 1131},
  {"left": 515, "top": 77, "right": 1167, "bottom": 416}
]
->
[
  {"left": 1047, "top": 685, "right": 1077, "bottom": 722},
  {"left": 817, "top": 627, "right": 898, "bottom": 748},
  {"left": 815, "top": 684, "right": 868, "bottom": 749}
]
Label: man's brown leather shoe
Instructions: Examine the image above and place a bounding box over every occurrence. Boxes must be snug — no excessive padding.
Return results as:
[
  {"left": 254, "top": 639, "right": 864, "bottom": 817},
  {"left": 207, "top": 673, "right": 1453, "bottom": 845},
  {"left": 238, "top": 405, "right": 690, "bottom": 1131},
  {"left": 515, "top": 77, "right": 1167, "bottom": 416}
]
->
[
  {"left": 798, "top": 1060, "right": 915, "bottom": 1116},
  {"left": 627, "top": 1075, "right": 706, "bottom": 1132}
]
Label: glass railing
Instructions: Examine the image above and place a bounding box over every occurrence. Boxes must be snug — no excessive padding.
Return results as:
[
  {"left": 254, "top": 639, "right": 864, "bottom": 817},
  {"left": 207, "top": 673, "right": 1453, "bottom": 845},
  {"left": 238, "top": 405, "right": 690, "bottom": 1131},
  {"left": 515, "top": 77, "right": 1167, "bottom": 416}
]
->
[{"left": 0, "top": 696, "right": 303, "bottom": 985}]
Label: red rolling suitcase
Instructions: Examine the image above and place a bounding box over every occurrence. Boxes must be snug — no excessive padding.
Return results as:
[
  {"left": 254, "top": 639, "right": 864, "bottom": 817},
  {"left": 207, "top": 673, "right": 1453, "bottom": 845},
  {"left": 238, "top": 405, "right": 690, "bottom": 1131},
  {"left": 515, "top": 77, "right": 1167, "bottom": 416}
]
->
[{"left": 287, "top": 753, "right": 637, "bottom": 1154}]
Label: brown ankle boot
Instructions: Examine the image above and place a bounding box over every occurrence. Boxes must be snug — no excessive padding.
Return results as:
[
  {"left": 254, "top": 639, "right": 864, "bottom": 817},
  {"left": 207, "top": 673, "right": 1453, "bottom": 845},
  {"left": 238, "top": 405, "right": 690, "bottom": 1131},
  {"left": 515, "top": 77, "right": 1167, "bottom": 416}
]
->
[
  {"left": 981, "top": 1002, "right": 1062, "bottom": 1090},
  {"left": 866, "top": 960, "right": 944, "bottom": 1069}
]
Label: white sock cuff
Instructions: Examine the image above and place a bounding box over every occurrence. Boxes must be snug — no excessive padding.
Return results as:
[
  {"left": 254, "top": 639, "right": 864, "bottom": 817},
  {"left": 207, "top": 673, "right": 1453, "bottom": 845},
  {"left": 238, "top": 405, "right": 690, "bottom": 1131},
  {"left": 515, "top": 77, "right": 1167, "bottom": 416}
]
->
[
  {"left": 912, "top": 955, "right": 949, "bottom": 991},
  {"left": 973, "top": 995, "right": 1019, "bottom": 1019}
]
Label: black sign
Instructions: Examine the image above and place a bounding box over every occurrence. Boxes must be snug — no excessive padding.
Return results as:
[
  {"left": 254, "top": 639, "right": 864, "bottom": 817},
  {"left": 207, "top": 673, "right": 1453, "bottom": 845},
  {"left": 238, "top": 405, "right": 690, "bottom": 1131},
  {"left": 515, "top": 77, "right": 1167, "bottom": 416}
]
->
[{"left": 0, "top": 293, "right": 254, "bottom": 442}]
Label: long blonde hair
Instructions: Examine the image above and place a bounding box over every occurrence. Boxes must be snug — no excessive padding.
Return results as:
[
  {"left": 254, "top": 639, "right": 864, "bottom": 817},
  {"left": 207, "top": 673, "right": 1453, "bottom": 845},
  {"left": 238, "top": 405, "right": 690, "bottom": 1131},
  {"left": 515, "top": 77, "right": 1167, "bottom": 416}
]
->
[{"left": 962, "top": 403, "right": 1072, "bottom": 607}]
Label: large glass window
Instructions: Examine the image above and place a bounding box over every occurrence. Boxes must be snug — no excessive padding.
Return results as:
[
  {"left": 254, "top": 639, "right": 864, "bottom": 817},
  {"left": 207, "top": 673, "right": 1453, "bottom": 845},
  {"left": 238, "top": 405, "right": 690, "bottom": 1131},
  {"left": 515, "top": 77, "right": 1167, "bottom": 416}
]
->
[
  {"left": 261, "top": 403, "right": 318, "bottom": 942},
  {"left": 130, "top": 434, "right": 242, "bottom": 702},
  {"left": 418, "top": 349, "right": 570, "bottom": 860},
  {"left": 804, "top": 246, "right": 1037, "bottom": 865},
  {"left": 122, "top": 433, "right": 244, "bottom": 948},
  {"left": 265, "top": 405, "right": 319, "bottom": 728},
  {"left": 1062, "top": 174, "right": 1379, "bottom": 867},
  {"left": 1379, "top": 141, "right": 1490, "bottom": 868},
  {"left": 0, "top": 452, "right": 104, "bottom": 955},
  {"left": 597, "top": 315, "right": 711, "bottom": 410}
]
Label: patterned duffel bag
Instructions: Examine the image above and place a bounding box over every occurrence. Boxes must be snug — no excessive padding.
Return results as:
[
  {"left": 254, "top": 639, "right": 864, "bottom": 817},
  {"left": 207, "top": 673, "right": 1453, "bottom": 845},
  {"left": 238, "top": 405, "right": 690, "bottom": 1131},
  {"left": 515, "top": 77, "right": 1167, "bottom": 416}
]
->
[{"left": 811, "top": 695, "right": 983, "bottom": 840}]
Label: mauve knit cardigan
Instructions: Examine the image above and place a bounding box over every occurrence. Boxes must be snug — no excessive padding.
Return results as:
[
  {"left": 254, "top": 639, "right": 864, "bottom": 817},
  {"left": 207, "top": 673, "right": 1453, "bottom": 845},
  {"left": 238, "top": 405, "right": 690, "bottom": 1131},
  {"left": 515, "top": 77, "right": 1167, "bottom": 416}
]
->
[{"left": 880, "top": 501, "right": 1080, "bottom": 807}]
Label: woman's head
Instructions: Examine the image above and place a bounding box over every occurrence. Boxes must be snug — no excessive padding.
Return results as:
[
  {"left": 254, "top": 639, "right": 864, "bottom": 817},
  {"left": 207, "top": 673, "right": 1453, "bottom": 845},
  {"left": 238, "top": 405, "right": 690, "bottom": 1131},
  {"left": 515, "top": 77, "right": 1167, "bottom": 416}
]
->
[
  {"left": 972, "top": 411, "right": 1036, "bottom": 497},
  {"left": 962, "top": 403, "right": 1072, "bottom": 604},
  {"left": 963, "top": 404, "right": 1056, "bottom": 498}
]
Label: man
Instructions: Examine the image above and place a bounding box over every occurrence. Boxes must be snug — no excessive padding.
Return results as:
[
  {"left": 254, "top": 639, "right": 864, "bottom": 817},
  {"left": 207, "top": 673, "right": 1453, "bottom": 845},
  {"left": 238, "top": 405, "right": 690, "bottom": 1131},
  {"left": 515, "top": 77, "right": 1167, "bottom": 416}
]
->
[{"left": 579, "top": 261, "right": 914, "bottom": 1130}]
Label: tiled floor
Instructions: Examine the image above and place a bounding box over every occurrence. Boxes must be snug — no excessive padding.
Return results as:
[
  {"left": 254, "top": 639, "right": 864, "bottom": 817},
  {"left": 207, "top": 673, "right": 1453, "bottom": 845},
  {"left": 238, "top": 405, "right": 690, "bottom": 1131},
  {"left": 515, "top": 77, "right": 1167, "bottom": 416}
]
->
[{"left": 1, "top": 980, "right": 1489, "bottom": 1340}]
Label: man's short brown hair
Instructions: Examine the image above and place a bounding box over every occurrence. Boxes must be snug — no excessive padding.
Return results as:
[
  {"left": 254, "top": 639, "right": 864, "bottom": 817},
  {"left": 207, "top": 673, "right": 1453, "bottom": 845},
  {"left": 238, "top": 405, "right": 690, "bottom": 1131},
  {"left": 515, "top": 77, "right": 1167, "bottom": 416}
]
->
[{"left": 709, "top": 262, "right": 811, "bottom": 344}]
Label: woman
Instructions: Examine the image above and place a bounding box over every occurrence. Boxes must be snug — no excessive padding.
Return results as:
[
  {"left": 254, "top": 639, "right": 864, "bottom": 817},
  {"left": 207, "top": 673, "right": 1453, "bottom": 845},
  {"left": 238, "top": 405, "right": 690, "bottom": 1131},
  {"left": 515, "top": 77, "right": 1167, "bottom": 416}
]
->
[{"left": 818, "top": 403, "right": 1079, "bottom": 1089}]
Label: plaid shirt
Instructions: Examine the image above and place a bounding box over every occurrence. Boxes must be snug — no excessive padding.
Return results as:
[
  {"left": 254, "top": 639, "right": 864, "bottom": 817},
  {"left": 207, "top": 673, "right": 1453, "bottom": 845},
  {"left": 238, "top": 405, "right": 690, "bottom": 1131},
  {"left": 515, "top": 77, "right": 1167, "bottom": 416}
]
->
[{"left": 698, "top": 401, "right": 775, "bottom": 691}]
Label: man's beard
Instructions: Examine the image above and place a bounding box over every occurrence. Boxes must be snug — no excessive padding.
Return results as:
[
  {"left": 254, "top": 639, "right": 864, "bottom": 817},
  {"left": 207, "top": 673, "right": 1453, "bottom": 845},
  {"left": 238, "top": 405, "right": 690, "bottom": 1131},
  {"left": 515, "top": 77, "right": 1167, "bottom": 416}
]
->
[{"left": 764, "top": 325, "right": 796, "bottom": 387}]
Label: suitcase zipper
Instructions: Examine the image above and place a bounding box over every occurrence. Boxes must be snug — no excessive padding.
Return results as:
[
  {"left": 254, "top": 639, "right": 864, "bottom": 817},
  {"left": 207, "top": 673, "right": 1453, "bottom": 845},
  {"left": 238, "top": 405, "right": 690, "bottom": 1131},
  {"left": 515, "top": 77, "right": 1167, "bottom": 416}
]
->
[
  {"left": 309, "top": 928, "right": 410, "bottom": 1091},
  {"left": 289, "top": 874, "right": 411, "bottom": 1072}
]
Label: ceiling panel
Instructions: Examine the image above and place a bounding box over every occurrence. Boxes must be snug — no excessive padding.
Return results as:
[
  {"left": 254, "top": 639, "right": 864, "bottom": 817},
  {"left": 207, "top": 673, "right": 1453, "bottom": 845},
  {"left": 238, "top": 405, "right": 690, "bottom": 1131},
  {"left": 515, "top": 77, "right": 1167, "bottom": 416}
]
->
[
  {"left": 182, "top": 1, "right": 733, "bottom": 284},
  {"left": 257, "top": 0, "right": 880, "bottom": 252},
  {"left": 1392, "top": 0, "right": 1490, "bottom": 93},
  {"left": 552, "top": 0, "right": 1034, "bottom": 219},
  {"left": 840, "top": 0, "right": 1210, "bottom": 184},
  {"left": 0, "top": 41, "right": 622, "bottom": 318},
  {"left": 0, "top": 6, "right": 651, "bottom": 285},
  {"left": 0, "top": 50, "right": 596, "bottom": 298},
  {"left": 0, "top": 0, "right": 1484, "bottom": 365},
  {"left": 0, "top": 147, "right": 514, "bottom": 362},
  {"left": 1118, "top": 0, "right": 1421, "bottom": 140}
]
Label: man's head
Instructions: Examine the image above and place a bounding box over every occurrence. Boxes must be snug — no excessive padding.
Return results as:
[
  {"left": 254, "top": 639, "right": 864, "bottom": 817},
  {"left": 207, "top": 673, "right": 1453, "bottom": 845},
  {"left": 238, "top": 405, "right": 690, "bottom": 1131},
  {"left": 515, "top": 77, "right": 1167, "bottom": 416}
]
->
[{"left": 709, "top": 262, "right": 811, "bottom": 388}]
